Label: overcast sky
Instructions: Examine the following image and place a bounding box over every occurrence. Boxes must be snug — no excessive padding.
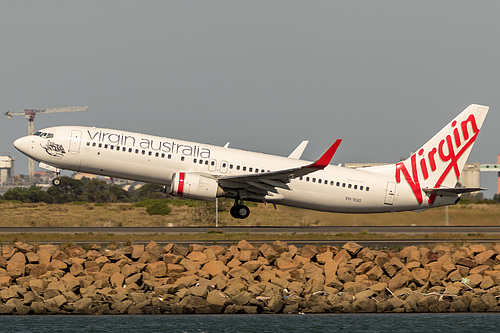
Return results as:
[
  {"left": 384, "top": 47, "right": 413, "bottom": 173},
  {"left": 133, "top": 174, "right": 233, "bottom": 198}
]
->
[{"left": 1, "top": 1, "right": 499, "bottom": 196}]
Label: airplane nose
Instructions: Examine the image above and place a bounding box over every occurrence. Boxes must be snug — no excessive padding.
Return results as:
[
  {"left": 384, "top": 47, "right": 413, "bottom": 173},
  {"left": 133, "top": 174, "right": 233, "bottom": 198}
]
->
[{"left": 13, "top": 136, "right": 30, "bottom": 153}]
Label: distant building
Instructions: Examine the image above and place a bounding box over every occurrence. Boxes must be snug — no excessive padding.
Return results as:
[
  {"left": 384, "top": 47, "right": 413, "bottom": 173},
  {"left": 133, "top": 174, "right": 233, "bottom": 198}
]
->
[
  {"left": 74, "top": 173, "right": 98, "bottom": 181},
  {"left": 33, "top": 171, "right": 55, "bottom": 184},
  {"left": 0, "top": 156, "right": 14, "bottom": 186}
]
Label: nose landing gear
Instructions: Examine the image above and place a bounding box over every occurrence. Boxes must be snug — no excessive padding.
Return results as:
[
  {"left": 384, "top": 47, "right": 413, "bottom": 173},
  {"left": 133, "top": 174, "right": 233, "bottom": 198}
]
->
[
  {"left": 230, "top": 200, "right": 250, "bottom": 219},
  {"left": 52, "top": 170, "right": 61, "bottom": 186}
]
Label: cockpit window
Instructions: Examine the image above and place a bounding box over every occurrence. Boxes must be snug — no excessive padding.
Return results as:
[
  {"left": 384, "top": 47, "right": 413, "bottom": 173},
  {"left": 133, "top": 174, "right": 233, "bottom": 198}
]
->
[{"left": 34, "top": 132, "right": 54, "bottom": 139}]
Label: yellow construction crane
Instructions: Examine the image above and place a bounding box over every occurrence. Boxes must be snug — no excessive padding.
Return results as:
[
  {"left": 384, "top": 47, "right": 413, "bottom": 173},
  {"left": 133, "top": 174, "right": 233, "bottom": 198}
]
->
[{"left": 5, "top": 106, "right": 89, "bottom": 182}]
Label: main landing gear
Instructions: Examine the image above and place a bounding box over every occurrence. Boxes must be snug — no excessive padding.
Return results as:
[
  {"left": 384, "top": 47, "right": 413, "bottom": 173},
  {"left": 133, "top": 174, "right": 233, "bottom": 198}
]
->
[{"left": 230, "top": 200, "right": 250, "bottom": 219}]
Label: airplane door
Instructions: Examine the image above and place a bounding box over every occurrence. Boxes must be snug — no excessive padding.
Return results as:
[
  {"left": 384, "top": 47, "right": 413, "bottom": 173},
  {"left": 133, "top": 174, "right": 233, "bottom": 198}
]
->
[
  {"left": 384, "top": 182, "right": 396, "bottom": 205},
  {"left": 69, "top": 130, "right": 82, "bottom": 153}
]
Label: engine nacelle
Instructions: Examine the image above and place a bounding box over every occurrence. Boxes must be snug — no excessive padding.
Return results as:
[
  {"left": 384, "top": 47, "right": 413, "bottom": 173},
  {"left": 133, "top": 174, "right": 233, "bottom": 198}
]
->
[{"left": 170, "top": 172, "right": 224, "bottom": 201}]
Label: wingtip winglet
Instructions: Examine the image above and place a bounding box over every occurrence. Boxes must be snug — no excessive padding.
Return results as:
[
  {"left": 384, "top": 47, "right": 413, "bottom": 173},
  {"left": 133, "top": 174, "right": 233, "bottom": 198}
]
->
[{"left": 310, "top": 139, "right": 342, "bottom": 169}]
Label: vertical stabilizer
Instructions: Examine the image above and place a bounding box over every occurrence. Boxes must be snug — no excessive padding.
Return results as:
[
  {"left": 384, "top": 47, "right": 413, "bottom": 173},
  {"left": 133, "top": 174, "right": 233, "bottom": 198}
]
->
[{"left": 395, "top": 104, "right": 489, "bottom": 204}]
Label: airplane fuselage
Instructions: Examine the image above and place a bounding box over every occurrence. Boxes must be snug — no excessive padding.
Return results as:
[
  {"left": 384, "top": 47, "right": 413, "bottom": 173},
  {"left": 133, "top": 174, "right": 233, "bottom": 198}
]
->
[{"left": 14, "top": 125, "right": 459, "bottom": 214}]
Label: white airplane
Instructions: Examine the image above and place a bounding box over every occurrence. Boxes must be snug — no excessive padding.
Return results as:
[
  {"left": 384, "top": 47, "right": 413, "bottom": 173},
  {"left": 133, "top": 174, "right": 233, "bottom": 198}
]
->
[{"left": 13, "top": 104, "right": 488, "bottom": 219}]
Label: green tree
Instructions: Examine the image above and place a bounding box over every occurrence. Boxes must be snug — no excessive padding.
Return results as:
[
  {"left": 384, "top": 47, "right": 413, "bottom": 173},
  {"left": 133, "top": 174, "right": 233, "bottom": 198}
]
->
[
  {"left": 26, "top": 185, "right": 53, "bottom": 203},
  {"left": 82, "top": 179, "right": 109, "bottom": 202},
  {"left": 2, "top": 187, "right": 29, "bottom": 202},
  {"left": 3, "top": 186, "right": 53, "bottom": 203},
  {"left": 132, "top": 183, "right": 166, "bottom": 201},
  {"left": 146, "top": 200, "right": 172, "bottom": 215},
  {"left": 108, "top": 184, "right": 130, "bottom": 202},
  {"left": 47, "top": 177, "right": 84, "bottom": 203}
]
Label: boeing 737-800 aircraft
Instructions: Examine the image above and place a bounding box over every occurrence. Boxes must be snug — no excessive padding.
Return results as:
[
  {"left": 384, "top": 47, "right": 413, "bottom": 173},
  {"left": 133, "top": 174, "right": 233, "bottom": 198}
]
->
[{"left": 13, "top": 104, "right": 488, "bottom": 219}]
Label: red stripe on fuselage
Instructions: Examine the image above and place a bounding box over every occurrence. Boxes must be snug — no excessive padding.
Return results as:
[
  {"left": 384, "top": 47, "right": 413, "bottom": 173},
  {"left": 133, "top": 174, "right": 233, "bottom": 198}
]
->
[{"left": 178, "top": 172, "right": 185, "bottom": 196}]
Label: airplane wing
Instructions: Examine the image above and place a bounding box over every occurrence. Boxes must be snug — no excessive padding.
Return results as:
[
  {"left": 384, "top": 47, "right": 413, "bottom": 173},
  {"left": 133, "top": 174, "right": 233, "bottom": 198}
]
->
[{"left": 217, "top": 139, "right": 341, "bottom": 199}]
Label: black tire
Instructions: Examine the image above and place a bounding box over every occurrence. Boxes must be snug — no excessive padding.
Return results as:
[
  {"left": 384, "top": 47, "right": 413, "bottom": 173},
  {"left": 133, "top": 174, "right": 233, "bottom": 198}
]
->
[
  {"left": 230, "top": 205, "right": 239, "bottom": 219},
  {"left": 236, "top": 205, "right": 250, "bottom": 219},
  {"left": 231, "top": 204, "right": 250, "bottom": 219},
  {"left": 52, "top": 178, "right": 61, "bottom": 186}
]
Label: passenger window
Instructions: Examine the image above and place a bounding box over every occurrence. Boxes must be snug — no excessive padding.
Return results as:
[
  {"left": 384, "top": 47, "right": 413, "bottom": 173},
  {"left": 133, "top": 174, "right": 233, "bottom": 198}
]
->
[
  {"left": 336, "top": 182, "right": 340, "bottom": 186},
  {"left": 141, "top": 150, "right": 145, "bottom": 155},
  {"left": 354, "top": 185, "right": 357, "bottom": 190},
  {"left": 168, "top": 154, "right": 172, "bottom": 159},
  {"left": 205, "top": 160, "right": 208, "bottom": 165},
  {"left": 181, "top": 157, "right": 185, "bottom": 161},
  {"left": 360, "top": 186, "right": 364, "bottom": 190},
  {"left": 105, "top": 144, "right": 108, "bottom": 149},
  {"left": 110, "top": 145, "right": 114, "bottom": 149},
  {"left": 230, "top": 164, "right": 233, "bottom": 169},
  {"left": 342, "top": 183, "right": 346, "bottom": 187},
  {"left": 93, "top": 143, "right": 97, "bottom": 147},
  {"left": 222, "top": 163, "right": 227, "bottom": 168},
  {"left": 366, "top": 187, "right": 370, "bottom": 192},
  {"left": 161, "top": 153, "right": 165, "bottom": 158},
  {"left": 46, "top": 134, "right": 54, "bottom": 139},
  {"left": 306, "top": 177, "right": 310, "bottom": 182},
  {"left": 249, "top": 167, "right": 253, "bottom": 172},
  {"left": 155, "top": 152, "right": 159, "bottom": 157},
  {"left": 193, "top": 159, "right": 197, "bottom": 163},
  {"left": 99, "top": 143, "right": 102, "bottom": 148},
  {"left": 237, "top": 166, "right": 240, "bottom": 170},
  {"left": 348, "top": 184, "right": 352, "bottom": 189},
  {"left": 243, "top": 167, "right": 246, "bottom": 171},
  {"left": 211, "top": 161, "right": 215, "bottom": 166},
  {"left": 199, "top": 160, "right": 203, "bottom": 164},
  {"left": 312, "top": 178, "right": 316, "bottom": 183},
  {"left": 135, "top": 149, "right": 139, "bottom": 154}
]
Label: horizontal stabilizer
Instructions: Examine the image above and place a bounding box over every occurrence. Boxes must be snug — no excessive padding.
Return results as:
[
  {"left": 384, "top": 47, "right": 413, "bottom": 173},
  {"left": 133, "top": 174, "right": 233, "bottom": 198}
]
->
[{"left": 423, "top": 187, "right": 486, "bottom": 196}]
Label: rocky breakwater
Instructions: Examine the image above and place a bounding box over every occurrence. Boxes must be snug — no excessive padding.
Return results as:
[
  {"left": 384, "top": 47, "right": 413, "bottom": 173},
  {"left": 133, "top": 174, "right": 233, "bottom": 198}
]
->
[{"left": 1, "top": 240, "right": 500, "bottom": 314}]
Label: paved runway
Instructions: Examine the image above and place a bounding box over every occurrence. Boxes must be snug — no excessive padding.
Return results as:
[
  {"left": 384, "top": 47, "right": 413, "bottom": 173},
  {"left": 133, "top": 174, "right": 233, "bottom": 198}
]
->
[{"left": 1, "top": 226, "right": 499, "bottom": 234}]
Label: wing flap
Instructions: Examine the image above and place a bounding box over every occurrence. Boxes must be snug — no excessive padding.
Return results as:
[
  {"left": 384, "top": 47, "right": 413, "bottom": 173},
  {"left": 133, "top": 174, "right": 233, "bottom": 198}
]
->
[{"left": 247, "top": 181, "right": 280, "bottom": 194}]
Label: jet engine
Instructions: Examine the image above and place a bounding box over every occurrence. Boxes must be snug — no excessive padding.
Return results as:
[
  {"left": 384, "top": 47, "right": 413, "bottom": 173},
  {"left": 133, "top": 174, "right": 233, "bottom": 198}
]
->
[{"left": 170, "top": 172, "right": 225, "bottom": 201}]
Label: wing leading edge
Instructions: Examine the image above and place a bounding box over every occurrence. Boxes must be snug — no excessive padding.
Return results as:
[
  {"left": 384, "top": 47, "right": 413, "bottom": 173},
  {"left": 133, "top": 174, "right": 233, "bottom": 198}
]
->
[{"left": 217, "top": 139, "right": 342, "bottom": 199}]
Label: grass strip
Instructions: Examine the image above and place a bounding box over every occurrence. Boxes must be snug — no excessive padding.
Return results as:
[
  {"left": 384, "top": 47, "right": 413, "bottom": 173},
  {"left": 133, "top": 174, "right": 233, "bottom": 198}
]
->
[{"left": 1, "top": 232, "right": 500, "bottom": 244}]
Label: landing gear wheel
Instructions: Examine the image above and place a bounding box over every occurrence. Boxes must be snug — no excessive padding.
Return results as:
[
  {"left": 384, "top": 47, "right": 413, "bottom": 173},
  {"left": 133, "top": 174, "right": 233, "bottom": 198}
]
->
[
  {"left": 230, "top": 204, "right": 250, "bottom": 219},
  {"left": 52, "top": 178, "right": 61, "bottom": 186}
]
